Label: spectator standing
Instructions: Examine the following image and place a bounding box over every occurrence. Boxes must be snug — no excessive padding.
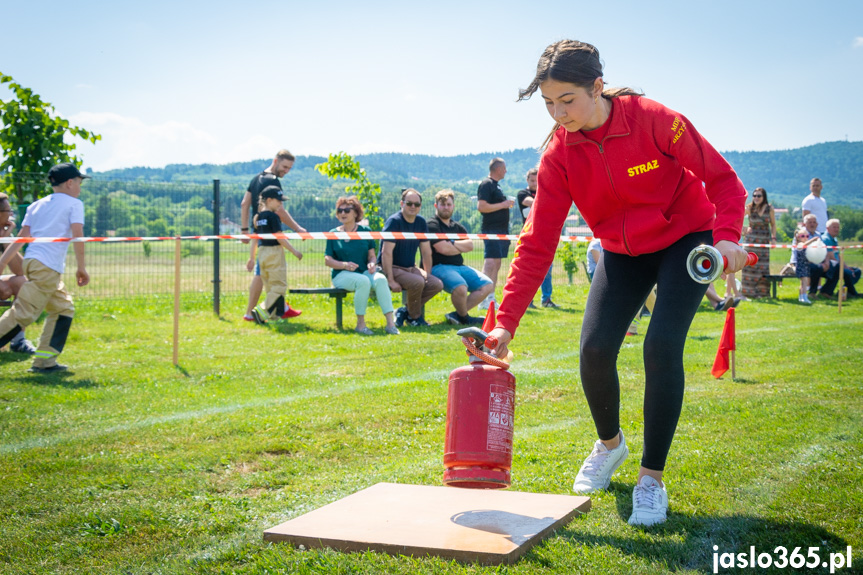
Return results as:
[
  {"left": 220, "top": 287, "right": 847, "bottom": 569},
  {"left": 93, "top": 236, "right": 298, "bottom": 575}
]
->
[
  {"left": 240, "top": 150, "right": 307, "bottom": 322},
  {"left": 0, "top": 163, "right": 91, "bottom": 373},
  {"left": 801, "top": 178, "right": 828, "bottom": 234},
  {"left": 585, "top": 237, "right": 602, "bottom": 281},
  {"left": 0, "top": 193, "right": 35, "bottom": 353},
  {"left": 477, "top": 158, "right": 514, "bottom": 309},
  {"left": 427, "top": 189, "right": 493, "bottom": 325},
  {"left": 325, "top": 196, "right": 399, "bottom": 335},
  {"left": 516, "top": 168, "right": 560, "bottom": 308},
  {"left": 741, "top": 187, "right": 776, "bottom": 299},
  {"left": 379, "top": 189, "right": 443, "bottom": 327},
  {"left": 794, "top": 227, "right": 813, "bottom": 304}
]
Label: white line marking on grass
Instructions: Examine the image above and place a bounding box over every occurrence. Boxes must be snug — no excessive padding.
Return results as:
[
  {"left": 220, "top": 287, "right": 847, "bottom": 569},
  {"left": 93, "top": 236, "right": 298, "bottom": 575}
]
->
[{"left": 1, "top": 370, "right": 452, "bottom": 454}]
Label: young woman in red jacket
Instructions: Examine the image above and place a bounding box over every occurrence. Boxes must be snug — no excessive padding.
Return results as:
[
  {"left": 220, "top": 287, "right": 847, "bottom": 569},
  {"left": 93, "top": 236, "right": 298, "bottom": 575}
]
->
[{"left": 488, "top": 40, "right": 748, "bottom": 526}]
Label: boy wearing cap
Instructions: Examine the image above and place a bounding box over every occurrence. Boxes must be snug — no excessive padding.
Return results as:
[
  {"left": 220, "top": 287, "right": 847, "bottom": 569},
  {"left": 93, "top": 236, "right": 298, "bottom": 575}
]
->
[
  {"left": 0, "top": 163, "right": 90, "bottom": 373},
  {"left": 246, "top": 186, "right": 303, "bottom": 324}
]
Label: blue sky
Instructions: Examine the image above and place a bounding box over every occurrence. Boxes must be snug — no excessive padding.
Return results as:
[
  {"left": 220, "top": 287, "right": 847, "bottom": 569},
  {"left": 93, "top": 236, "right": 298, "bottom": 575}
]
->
[{"left": 3, "top": 0, "right": 862, "bottom": 171}]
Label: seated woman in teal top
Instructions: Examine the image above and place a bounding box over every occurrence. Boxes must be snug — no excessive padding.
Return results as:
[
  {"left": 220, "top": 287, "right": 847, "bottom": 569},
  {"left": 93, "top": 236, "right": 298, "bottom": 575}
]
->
[{"left": 325, "top": 196, "right": 399, "bottom": 335}]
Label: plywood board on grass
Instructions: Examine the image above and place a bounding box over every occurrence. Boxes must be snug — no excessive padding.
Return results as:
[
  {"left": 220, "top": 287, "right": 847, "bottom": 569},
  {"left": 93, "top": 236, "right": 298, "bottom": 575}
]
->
[{"left": 264, "top": 482, "right": 590, "bottom": 565}]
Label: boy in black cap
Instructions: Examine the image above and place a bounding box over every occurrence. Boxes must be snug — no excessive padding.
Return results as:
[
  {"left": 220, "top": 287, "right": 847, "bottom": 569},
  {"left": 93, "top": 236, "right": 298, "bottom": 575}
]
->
[
  {"left": 0, "top": 163, "right": 90, "bottom": 372},
  {"left": 246, "top": 185, "right": 303, "bottom": 324}
]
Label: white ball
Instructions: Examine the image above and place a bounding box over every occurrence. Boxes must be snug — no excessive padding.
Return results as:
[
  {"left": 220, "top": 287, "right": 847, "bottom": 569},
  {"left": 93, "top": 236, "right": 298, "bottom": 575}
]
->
[{"left": 806, "top": 243, "right": 827, "bottom": 265}]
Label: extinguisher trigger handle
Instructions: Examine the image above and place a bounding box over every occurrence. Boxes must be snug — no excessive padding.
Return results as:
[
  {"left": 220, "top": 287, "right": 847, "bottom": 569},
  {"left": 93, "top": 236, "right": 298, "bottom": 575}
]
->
[{"left": 457, "top": 326, "right": 490, "bottom": 349}]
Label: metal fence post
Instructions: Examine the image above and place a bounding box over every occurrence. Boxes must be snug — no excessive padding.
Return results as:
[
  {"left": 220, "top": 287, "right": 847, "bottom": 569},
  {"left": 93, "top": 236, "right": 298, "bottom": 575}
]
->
[{"left": 213, "top": 179, "right": 221, "bottom": 316}]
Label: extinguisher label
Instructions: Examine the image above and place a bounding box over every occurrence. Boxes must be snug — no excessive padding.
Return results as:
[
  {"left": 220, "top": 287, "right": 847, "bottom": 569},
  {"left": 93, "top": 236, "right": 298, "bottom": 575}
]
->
[{"left": 487, "top": 383, "right": 515, "bottom": 454}]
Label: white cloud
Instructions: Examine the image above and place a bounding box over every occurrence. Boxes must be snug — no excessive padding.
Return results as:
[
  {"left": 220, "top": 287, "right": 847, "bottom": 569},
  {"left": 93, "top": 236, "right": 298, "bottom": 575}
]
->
[
  {"left": 67, "top": 112, "right": 277, "bottom": 171},
  {"left": 854, "top": 37, "right": 863, "bottom": 48}
]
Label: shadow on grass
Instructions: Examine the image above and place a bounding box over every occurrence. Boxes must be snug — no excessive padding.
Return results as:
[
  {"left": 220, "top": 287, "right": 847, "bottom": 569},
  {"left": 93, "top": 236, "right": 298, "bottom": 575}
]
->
[
  {"left": 548, "top": 508, "right": 850, "bottom": 573},
  {"left": 0, "top": 353, "right": 28, "bottom": 367},
  {"left": 2, "top": 353, "right": 100, "bottom": 387},
  {"left": 17, "top": 374, "right": 100, "bottom": 389},
  {"left": 688, "top": 335, "right": 716, "bottom": 342},
  {"left": 525, "top": 306, "right": 581, "bottom": 316}
]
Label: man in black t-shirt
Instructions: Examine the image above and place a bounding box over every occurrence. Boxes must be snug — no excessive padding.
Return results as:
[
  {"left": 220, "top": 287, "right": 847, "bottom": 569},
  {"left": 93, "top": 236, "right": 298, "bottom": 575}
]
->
[
  {"left": 428, "top": 189, "right": 493, "bottom": 325},
  {"left": 379, "top": 189, "right": 443, "bottom": 327},
  {"left": 239, "top": 150, "right": 307, "bottom": 322},
  {"left": 516, "top": 167, "right": 560, "bottom": 308},
  {"left": 476, "top": 157, "right": 513, "bottom": 310}
]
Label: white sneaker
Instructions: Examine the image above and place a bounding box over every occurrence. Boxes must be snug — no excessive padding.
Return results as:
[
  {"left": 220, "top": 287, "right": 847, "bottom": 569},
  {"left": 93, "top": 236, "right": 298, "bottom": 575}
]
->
[
  {"left": 572, "top": 430, "right": 629, "bottom": 493},
  {"left": 478, "top": 294, "right": 495, "bottom": 310},
  {"left": 628, "top": 475, "right": 668, "bottom": 526}
]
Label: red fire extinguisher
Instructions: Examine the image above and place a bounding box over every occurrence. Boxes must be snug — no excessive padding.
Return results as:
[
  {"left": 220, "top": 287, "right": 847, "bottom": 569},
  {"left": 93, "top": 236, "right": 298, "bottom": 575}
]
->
[{"left": 443, "top": 304, "right": 516, "bottom": 489}]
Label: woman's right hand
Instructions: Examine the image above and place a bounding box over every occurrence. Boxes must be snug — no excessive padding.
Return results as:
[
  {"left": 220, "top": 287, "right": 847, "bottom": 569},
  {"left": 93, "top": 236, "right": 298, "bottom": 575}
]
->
[{"left": 487, "top": 327, "right": 512, "bottom": 359}]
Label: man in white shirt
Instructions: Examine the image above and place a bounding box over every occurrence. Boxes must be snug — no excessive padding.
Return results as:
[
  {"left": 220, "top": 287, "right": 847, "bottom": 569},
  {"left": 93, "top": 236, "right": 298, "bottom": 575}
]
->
[
  {"left": 801, "top": 178, "right": 828, "bottom": 234},
  {"left": 0, "top": 163, "right": 90, "bottom": 373}
]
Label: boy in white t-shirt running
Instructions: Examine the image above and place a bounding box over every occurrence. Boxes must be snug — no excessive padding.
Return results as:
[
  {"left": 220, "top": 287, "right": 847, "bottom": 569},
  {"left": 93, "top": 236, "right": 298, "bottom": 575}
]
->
[{"left": 0, "top": 163, "right": 90, "bottom": 373}]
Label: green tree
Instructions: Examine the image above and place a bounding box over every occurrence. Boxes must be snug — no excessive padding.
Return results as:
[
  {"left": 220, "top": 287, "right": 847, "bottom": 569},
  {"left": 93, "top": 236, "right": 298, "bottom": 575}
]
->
[
  {"left": 315, "top": 152, "right": 384, "bottom": 230},
  {"left": 0, "top": 72, "right": 101, "bottom": 204}
]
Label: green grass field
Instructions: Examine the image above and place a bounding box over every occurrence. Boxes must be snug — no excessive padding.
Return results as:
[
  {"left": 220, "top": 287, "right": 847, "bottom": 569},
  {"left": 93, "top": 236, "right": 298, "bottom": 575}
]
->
[{"left": 1, "top": 279, "right": 862, "bottom": 574}]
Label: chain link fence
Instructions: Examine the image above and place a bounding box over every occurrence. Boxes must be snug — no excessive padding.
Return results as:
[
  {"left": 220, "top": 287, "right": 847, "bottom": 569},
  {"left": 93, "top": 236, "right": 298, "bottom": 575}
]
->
[{"left": 1, "top": 173, "right": 585, "bottom": 306}]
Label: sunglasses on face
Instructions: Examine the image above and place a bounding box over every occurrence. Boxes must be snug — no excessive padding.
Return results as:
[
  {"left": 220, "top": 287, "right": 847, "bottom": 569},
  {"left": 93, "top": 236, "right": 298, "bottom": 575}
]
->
[
  {"left": 337, "top": 207, "right": 354, "bottom": 214},
  {"left": 404, "top": 201, "right": 421, "bottom": 208},
  {"left": 753, "top": 194, "right": 763, "bottom": 198}
]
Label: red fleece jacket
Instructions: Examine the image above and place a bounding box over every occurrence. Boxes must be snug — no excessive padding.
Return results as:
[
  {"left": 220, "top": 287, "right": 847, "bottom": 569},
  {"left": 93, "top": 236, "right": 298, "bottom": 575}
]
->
[{"left": 497, "top": 95, "right": 746, "bottom": 337}]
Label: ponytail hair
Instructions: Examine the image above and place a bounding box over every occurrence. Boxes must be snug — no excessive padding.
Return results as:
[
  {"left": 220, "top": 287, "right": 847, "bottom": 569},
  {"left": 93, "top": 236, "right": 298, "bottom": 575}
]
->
[{"left": 519, "top": 40, "right": 643, "bottom": 149}]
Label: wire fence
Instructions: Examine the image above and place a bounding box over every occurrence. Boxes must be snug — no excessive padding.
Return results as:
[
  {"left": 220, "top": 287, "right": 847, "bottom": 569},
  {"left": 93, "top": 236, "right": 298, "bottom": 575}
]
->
[{"left": 2, "top": 174, "right": 587, "bottom": 306}]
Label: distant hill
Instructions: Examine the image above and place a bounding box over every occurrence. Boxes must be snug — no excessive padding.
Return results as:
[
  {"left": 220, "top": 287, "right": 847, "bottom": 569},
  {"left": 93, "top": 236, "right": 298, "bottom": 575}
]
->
[{"left": 95, "top": 140, "right": 863, "bottom": 209}]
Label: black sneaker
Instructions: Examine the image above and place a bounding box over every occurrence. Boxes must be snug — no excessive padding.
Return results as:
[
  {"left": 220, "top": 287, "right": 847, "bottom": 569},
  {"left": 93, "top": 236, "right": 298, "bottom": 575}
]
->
[
  {"left": 10, "top": 338, "right": 36, "bottom": 354},
  {"left": 395, "top": 306, "right": 408, "bottom": 327},
  {"left": 251, "top": 307, "right": 268, "bottom": 325},
  {"left": 714, "top": 300, "right": 726, "bottom": 312},
  {"left": 542, "top": 299, "right": 560, "bottom": 308},
  {"left": 527, "top": 302, "right": 538, "bottom": 309},
  {"left": 445, "top": 311, "right": 463, "bottom": 325},
  {"left": 466, "top": 315, "right": 485, "bottom": 325},
  {"left": 28, "top": 364, "right": 68, "bottom": 374},
  {"left": 406, "top": 315, "right": 429, "bottom": 327}
]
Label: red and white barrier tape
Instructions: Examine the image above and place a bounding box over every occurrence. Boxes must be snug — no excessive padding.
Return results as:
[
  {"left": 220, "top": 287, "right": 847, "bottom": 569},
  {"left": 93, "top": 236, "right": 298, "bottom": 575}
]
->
[
  {"left": 1, "top": 233, "right": 861, "bottom": 249},
  {"left": 0, "top": 231, "right": 577, "bottom": 243}
]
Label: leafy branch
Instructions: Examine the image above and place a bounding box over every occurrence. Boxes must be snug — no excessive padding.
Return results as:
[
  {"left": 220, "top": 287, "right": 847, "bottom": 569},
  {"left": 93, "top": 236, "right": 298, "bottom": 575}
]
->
[
  {"left": 1, "top": 72, "right": 101, "bottom": 203},
  {"left": 315, "top": 152, "right": 383, "bottom": 231}
]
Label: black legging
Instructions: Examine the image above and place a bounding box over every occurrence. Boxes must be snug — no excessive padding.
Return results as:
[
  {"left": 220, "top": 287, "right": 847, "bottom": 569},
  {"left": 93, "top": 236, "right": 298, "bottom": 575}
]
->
[{"left": 580, "top": 231, "right": 711, "bottom": 471}]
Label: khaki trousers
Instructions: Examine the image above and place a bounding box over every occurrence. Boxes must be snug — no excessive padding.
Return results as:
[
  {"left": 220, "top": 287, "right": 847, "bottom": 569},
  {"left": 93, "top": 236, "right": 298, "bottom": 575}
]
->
[
  {"left": 392, "top": 265, "right": 443, "bottom": 319},
  {"left": 0, "top": 259, "right": 74, "bottom": 367},
  {"left": 258, "top": 246, "right": 287, "bottom": 319}
]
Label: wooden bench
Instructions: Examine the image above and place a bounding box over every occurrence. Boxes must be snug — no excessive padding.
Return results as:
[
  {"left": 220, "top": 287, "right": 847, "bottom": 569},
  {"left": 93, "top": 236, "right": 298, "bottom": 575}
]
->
[
  {"left": 765, "top": 275, "right": 798, "bottom": 298},
  {"left": 289, "top": 288, "right": 348, "bottom": 329}
]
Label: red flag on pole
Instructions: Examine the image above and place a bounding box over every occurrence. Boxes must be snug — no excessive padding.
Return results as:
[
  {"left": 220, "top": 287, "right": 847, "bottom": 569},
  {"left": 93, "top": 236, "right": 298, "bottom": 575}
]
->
[
  {"left": 711, "top": 307, "right": 736, "bottom": 378},
  {"left": 481, "top": 300, "right": 497, "bottom": 334}
]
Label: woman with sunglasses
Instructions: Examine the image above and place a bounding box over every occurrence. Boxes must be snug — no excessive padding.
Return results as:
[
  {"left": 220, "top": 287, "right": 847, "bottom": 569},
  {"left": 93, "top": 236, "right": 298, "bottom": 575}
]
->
[
  {"left": 325, "top": 196, "right": 399, "bottom": 335},
  {"left": 487, "top": 40, "right": 748, "bottom": 526},
  {"left": 741, "top": 187, "right": 776, "bottom": 298}
]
